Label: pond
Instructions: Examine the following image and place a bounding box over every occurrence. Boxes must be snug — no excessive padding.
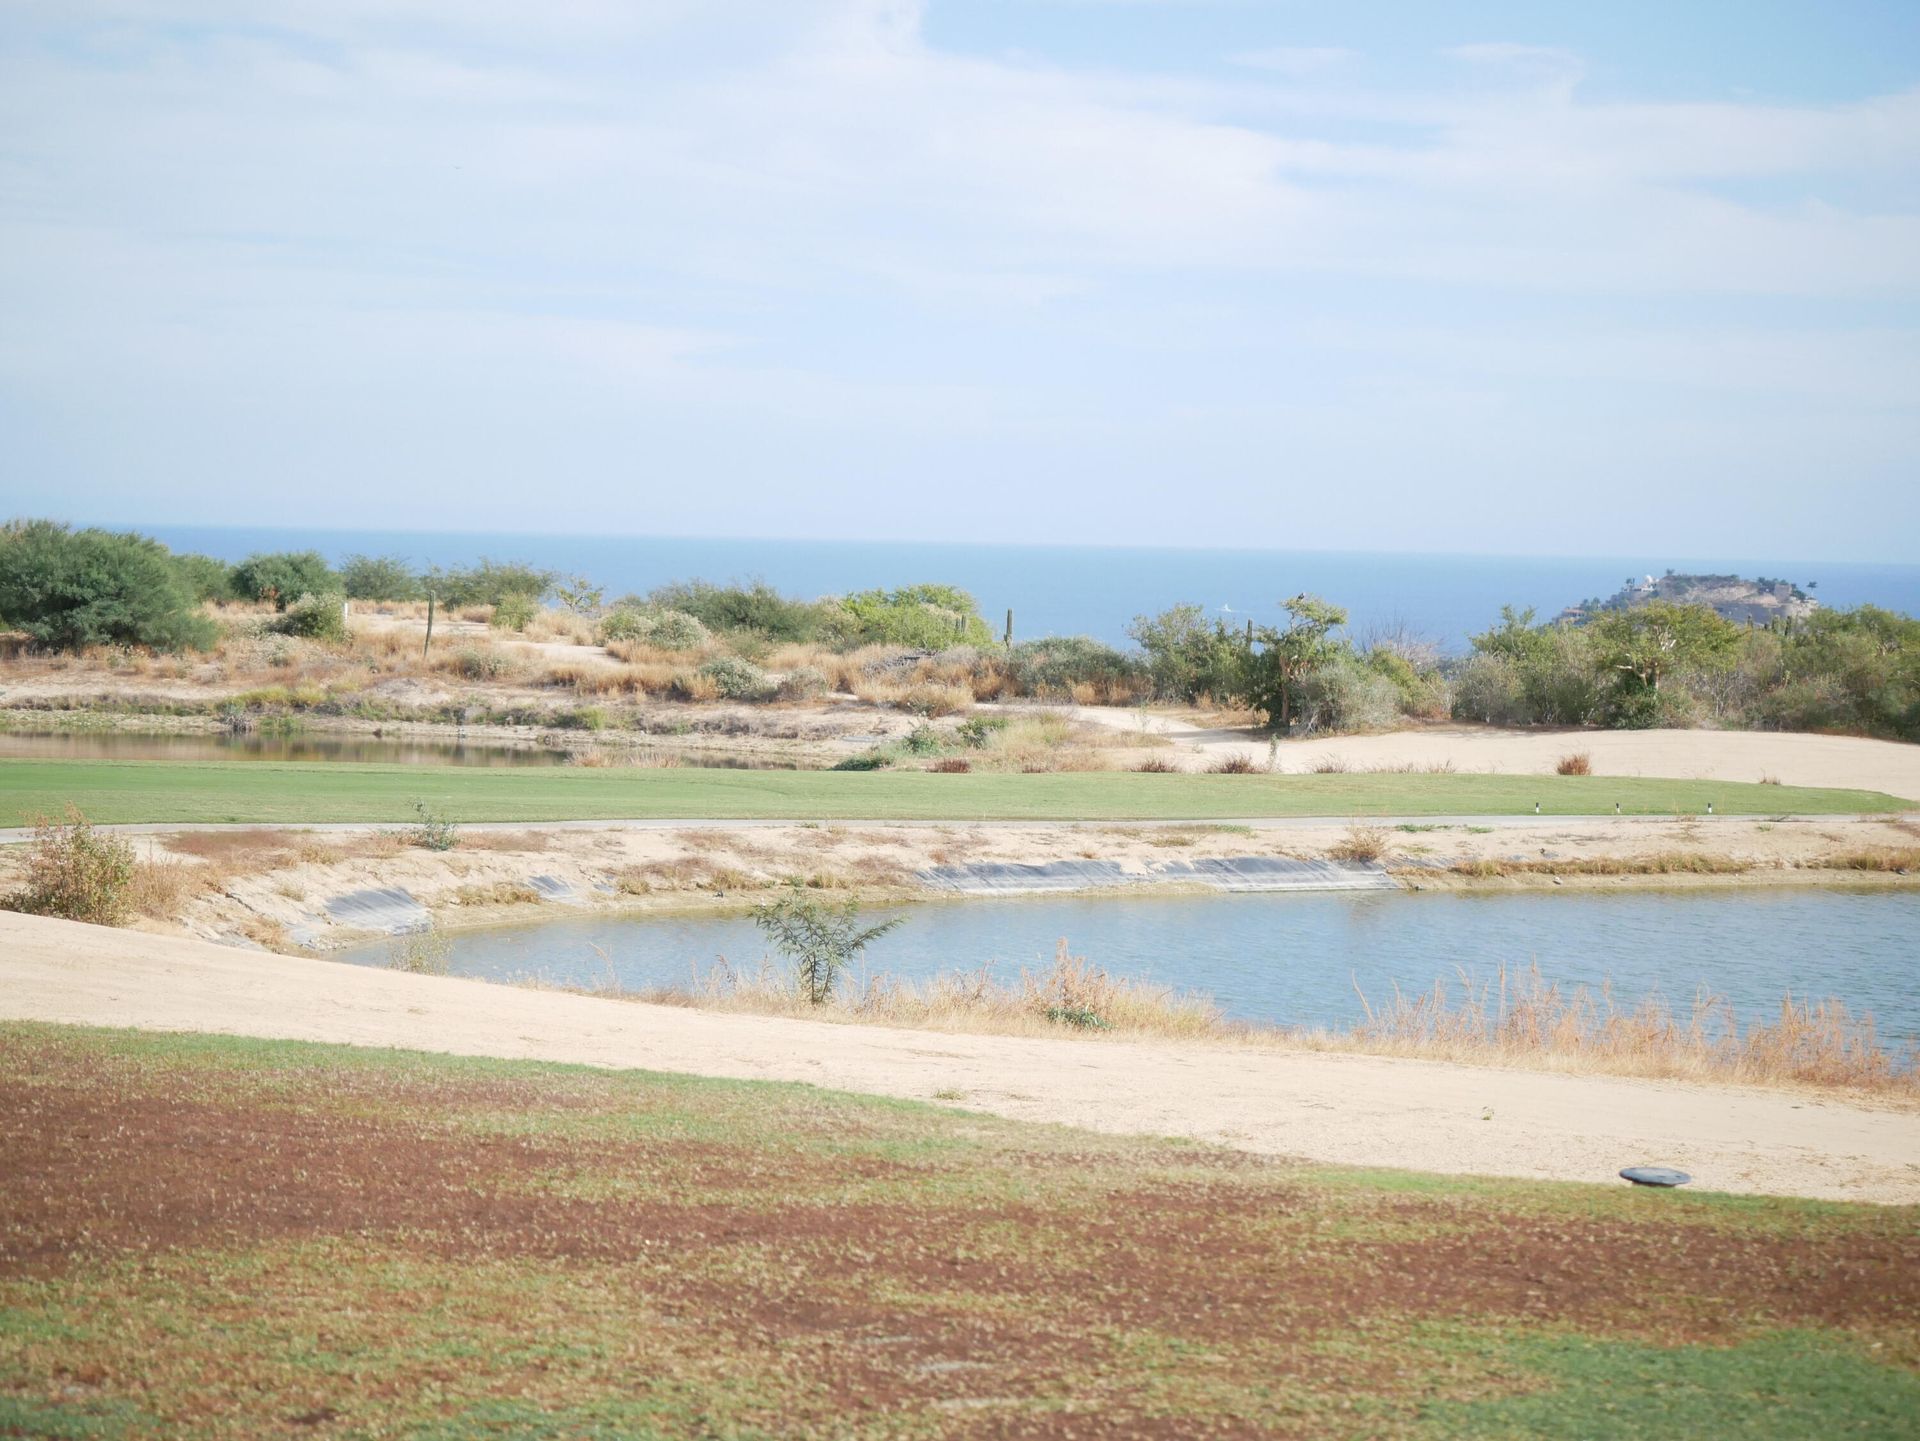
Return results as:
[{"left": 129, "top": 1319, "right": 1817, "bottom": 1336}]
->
[
  {"left": 335, "top": 886, "right": 1920, "bottom": 1042},
  {"left": 0, "top": 729, "right": 805, "bottom": 769}
]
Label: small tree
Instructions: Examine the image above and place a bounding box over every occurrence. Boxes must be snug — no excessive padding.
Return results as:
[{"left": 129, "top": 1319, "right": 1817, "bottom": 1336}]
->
[
  {"left": 750, "top": 882, "right": 903, "bottom": 1005},
  {"left": 230, "top": 550, "right": 337, "bottom": 611},
  {"left": 1589, "top": 601, "right": 1740, "bottom": 694},
  {"left": 1240, "top": 594, "right": 1349, "bottom": 730},
  {"left": 553, "top": 574, "right": 605, "bottom": 615}
]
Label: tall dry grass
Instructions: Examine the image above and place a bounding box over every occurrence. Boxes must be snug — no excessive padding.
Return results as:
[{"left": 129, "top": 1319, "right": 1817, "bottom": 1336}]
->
[
  {"left": 1326, "top": 962, "right": 1915, "bottom": 1092},
  {"left": 599, "top": 944, "right": 1913, "bottom": 1093},
  {"left": 619, "top": 939, "right": 1225, "bottom": 1040}
]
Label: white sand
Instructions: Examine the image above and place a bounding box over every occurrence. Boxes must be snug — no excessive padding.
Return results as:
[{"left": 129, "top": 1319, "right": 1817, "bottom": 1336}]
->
[
  {"left": 1067, "top": 713, "right": 1920, "bottom": 796},
  {"left": 4, "top": 911, "right": 1914, "bottom": 1203}
]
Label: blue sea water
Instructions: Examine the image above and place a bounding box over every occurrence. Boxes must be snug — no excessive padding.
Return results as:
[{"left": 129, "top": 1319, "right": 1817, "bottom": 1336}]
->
[{"left": 144, "top": 526, "right": 1920, "bottom": 653}]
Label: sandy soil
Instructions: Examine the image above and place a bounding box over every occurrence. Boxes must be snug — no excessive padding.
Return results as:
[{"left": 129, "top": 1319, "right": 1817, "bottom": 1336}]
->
[
  {"left": 1067, "top": 711, "right": 1920, "bottom": 795},
  {"left": 3, "top": 910, "right": 1913, "bottom": 1203}
]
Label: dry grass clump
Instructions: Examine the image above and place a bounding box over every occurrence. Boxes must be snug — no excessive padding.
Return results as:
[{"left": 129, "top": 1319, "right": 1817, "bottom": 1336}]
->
[
  {"left": 1324, "top": 963, "right": 1916, "bottom": 1093},
  {"left": 1826, "top": 847, "right": 1919, "bottom": 873},
  {"left": 1207, "top": 753, "right": 1260, "bottom": 774},
  {"left": 1328, "top": 822, "right": 1390, "bottom": 864},
  {"left": 928, "top": 757, "right": 972, "bottom": 773},
  {"left": 1556, "top": 752, "right": 1593, "bottom": 776},
  {"left": 458, "top": 830, "right": 555, "bottom": 853},
  {"left": 1308, "top": 754, "right": 1352, "bottom": 774},
  {"left": 1445, "top": 852, "right": 1752, "bottom": 879},
  {"left": 1134, "top": 757, "right": 1179, "bottom": 773},
  {"left": 852, "top": 678, "right": 974, "bottom": 717},
  {"left": 451, "top": 881, "right": 543, "bottom": 907},
  {"left": 629, "top": 939, "right": 1223, "bottom": 1040},
  {"left": 964, "top": 712, "right": 1114, "bottom": 773},
  {"left": 521, "top": 610, "right": 596, "bottom": 646}
]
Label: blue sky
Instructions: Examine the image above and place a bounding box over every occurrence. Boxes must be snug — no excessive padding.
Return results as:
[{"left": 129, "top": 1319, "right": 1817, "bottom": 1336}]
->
[{"left": 1, "top": 1, "right": 1916, "bottom": 558}]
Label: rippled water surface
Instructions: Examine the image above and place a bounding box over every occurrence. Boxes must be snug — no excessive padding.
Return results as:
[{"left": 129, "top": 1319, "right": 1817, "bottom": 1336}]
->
[{"left": 337, "top": 887, "right": 1920, "bottom": 1040}]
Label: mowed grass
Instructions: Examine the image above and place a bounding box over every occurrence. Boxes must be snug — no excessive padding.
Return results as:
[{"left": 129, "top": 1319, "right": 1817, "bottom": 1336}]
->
[
  {"left": 3, "top": 1024, "right": 1917, "bottom": 1440},
  {"left": 0, "top": 757, "right": 1907, "bottom": 826}
]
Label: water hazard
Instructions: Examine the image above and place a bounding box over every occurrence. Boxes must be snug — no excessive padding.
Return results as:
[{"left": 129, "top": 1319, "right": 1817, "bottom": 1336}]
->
[
  {"left": 335, "top": 886, "right": 1920, "bottom": 1041},
  {"left": 0, "top": 729, "right": 804, "bottom": 769}
]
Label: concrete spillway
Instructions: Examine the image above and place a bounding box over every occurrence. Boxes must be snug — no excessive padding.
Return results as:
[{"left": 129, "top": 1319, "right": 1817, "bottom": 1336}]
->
[{"left": 916, "top": 856, "right": 1396, "bottom": 897}]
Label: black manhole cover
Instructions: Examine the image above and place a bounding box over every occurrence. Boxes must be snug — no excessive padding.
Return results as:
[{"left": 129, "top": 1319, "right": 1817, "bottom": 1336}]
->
[{"left": 1619, "top": 1166, "right": 1691, "bottom": 1188}]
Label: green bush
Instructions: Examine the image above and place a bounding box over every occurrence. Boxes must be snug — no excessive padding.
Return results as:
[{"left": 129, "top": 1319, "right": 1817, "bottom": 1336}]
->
[
  {"left": 834, "top": 584, "right": 993, "bottom": 649},
  {"left": 4, "top": 807, "right": 136, "bottom": 926},
  {"left": 697, "top": 655, "right": 776, "bottom": 701},
  {"left": 339, "top": 554, "right": 421, "bottom": 601},
  {"left": 229, "top": 550, "right": 337, "bottom": 610},
  {"left": 0, "top": 519, "right": 218, "bottom": 653},
  {"left": 597, "top": 607, "right": 709, "bottom": 650},
  {"left": 648, "top": 580, "right": 835, "bottom": 643},
  {"left": 170, "top": 552, "right": 237, "bottom": 603},
  {"left": 1128, "top": 604, "right": 1246, "bottom": 702},
  {"left": 271, "top": 592, "right": 348, "bottom": 643},
  {"left": 490, "top": 594, "right": 539, "bottom": 632},
  {"left": 426, "top": 560, "right": 555, "bottom": 607}
]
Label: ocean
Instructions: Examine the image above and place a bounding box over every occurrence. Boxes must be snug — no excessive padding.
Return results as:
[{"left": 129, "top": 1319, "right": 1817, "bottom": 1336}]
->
[{"left": 144, "top": 526, "right": 1920, "bottom": 653}]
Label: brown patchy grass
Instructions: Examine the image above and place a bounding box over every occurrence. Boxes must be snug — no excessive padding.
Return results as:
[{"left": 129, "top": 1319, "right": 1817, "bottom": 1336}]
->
[
  {"left": 1, "top": 1023, "right": 1915, "bottom": 1440},
  {"left": 1442, "top": 852, "right": 1754, "bottom": 879}
]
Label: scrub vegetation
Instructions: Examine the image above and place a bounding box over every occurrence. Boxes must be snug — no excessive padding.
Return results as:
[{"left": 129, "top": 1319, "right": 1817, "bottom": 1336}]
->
[
  {"left": 2, "top": 1024, "right": 1915, "bottom": 1440},
  {"left": 6, "top": 521, "right": 1916, "bottom": 746}
]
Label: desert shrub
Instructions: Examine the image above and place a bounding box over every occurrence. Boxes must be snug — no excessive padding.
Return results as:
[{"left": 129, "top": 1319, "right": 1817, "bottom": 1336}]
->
[
  {"left": 1292, "top": 656, "right": 1400, "bottom": 734},
  {"left": 1449, "top": 653, "right": 1529, "bottom": 726},
  {"left": 557, "top": 705, "right": 609, "bottom": 731},
  {"left": 426, "top": 559, "right": 555, "bottom": 607},
  {"left": 648, "top": 580, "right": 834, "bottom": 643},
  {"left": 1328, "top": 821, "right": 1389, "bottom": 863},
  {"left": 833, "top": 584, "right": 993, "bottom": 649},
  {"left": 697, "top": 655, "right": 776, "bottom": 701},
  {"left": 599, "top": 607, "right": 708, "bottom": 650},
  {"left": 1557, "top": 752, "right": 1593, "bottom": 776},
  {"left": 776, "top": 665, "right": 829, "bottom": 701},
  {"left": 832, "top": 748, "right": 895, "bottom": 771},
  {"left": 1128, "top": 604, "right": 1246, "bottom": 702},
  {"left": 0, "top": 520, "right": 219, "bottom": 653},
  {"left": 170, "top": 551, "right": 238, "bottom": 603},
  {"left": 406, "top": 801, "right": 458, "bottom": 852},
  {"left": 901, "top": 724, "right": 946, "bottom": 756},
  {"left": 955, "top": 714, "right": 1011, "bottom": 749},
  {"left": 338, "top": 554, "right": 421, "bottom": 601},
  {"left": 1134, "top": 757, "right": 1178, "bottom": 773},
  {"left": 1007, "top": 636, "right": 1147, "bottom": 701},
  {"left": 1365, "top": 646, "right": 1448, "bottom": 719},
  {"left": 1208, "top": 753, "right": 1258, "bottom": 774},
  {"left": 895, "top": 682, "right": 972, "bottom": 717},
  {"left": 271, "top": 592, "right": 348, "bottom": 643},
  {"left": 449, "top": 646, "right": 515, "bottom": 681},
  {"left": 4, "top": 808, "right": 136, "bottom": 925},
  {"left": 750, "top": 882, "right": 904, "bottom": 1004},
  {"left": 229, "top": 550, "right": 337, "bottom": 610},
  {"left": 387, "top": 923, "right": 452, "bottom": 975},
  {"left": 929, "top": 757, "right": 972, "bottom": 773},
  {"left": 490, "top": 593, "right": 538, "bottom": 631}
]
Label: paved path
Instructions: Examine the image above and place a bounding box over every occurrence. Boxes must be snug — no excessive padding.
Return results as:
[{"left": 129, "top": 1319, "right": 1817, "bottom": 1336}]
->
[{"left": 4, "top": 912, "right": 1914, "bottom": 1203}]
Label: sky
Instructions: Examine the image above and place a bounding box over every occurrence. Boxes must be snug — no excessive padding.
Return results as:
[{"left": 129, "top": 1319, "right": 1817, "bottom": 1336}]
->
[{"left": 1, "top": 0, "right": 1917, "bottom": 559}]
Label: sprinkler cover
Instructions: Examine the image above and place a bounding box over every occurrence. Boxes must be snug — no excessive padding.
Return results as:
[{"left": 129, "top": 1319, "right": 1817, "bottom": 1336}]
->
[{"left": 1619, "top": 1166, "right": 1691, "bottom": 1188}]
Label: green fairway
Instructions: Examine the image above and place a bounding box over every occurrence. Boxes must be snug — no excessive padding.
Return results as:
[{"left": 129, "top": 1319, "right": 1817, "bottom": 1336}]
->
[
  {"left": 0, "top": 756, "right": 1908, "bottom": 826},
  {"left": 2, "top": 1023, "right": 1915, "bottom": 1440}
]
